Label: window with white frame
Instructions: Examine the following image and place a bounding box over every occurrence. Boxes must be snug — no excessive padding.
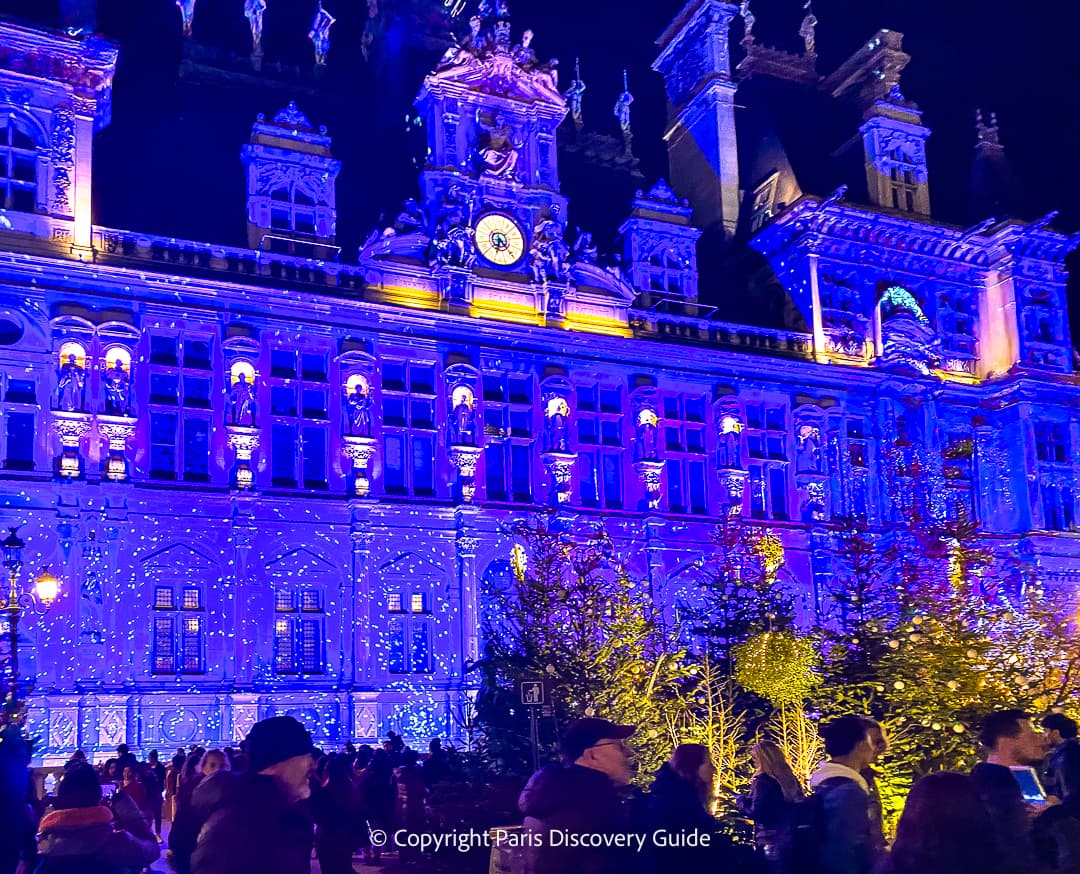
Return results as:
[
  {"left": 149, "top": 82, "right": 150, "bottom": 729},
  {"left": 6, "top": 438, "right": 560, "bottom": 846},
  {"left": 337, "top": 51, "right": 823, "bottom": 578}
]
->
[
  {"left": 386, "top": 585, "right": 433, "bottom": 674},
  {"left": 273, "top": 588, "right": 325, "bottom": 674},
  {"left": 269, "top": 185, "right": 317, "bottom": 236},
  {"left": 663, "top": 393, "right": 708, "bottom": 514},
  {"left": 0, "top": 114, "right": 38, "bottom": 213},
  {"left": 745, "top": 402, "right": 789, "bottom": 520},
  {"left": 1, "top": 372, "right": 36, "bottom": 471},
  {"left": 151, "top": 585, "right": 205, "bottom": 674},
  {"left": 381, "top": 360, "right": 437, "bottom": 497},
  {"left": 483, "top": 373, "right": 534, "bottom": 503},
  {"left": 147, "top": 334, "right": 214, "bottom": 482},
  {"left": 577, "top": 384, "right": 623, "bottom": 509},
  {"left": 269, "top": 347, "right": 329, "bottom": 489}
]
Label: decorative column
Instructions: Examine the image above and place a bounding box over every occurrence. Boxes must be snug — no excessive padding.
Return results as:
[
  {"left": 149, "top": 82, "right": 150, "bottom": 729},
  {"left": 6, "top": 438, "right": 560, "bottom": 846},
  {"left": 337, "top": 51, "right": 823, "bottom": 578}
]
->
[
  {"left": 343, "top": 437, "right": 378, "bottom": 498},
  {"left": 348, "top": 507, "right": 375, "bottom": 682},
  {"left": 715, "top": 404, "right": 745, "bottom": 515},
  {"left": 455, "top": 522, "right": 481, "bottom": 669},
  {"left": 227, "top": 514, "right": 256, "bottom": 686},
  {"left": 226, "top": 427, "right": 260, "bottom": 490},
  {"left": 97, "top": 419, "right": 136, "bottom": 481},
  {"left": 52, "top": 414, "right": 92, "bottom": 479}
]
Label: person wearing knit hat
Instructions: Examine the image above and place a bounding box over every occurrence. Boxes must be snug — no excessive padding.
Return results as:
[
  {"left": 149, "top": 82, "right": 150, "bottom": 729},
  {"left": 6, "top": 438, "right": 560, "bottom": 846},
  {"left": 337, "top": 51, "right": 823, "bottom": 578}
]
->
[{"left": 189, "top": 716, "right": 316, "bottom": 874}]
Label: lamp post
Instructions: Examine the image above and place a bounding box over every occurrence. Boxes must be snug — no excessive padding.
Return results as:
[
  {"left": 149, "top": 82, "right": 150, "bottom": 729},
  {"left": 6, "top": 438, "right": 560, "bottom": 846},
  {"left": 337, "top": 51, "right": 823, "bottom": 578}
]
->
[{"left": 1, "top": 527, "right": 59, "bottom": 725}]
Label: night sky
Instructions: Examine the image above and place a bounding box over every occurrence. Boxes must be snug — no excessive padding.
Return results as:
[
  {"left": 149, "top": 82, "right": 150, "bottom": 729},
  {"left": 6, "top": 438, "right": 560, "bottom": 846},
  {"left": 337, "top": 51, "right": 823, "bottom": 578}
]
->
[{"left": 3, "top": 0, "right": 1080, "bottom": 338}]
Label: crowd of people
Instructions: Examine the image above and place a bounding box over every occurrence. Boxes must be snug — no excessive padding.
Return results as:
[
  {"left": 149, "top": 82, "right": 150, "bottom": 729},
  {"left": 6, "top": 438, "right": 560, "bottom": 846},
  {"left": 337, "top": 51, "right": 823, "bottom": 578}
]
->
[
  {"left": 1, "top": 707, "right": 1079, "bottom": 874},
  {"left": 522, "top": 710, "right": 1080, "bottom": 874}
]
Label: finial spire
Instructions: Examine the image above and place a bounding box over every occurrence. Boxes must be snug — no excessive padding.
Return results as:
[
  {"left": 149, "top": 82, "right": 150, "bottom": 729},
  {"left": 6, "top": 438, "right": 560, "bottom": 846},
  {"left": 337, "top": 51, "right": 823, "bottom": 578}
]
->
[{"left": 799, "top": 0, "right": 817, "bottom": 59}]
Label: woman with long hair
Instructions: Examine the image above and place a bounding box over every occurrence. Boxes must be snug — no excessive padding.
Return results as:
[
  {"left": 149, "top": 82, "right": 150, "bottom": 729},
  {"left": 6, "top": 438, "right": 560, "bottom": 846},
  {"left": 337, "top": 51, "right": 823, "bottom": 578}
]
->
[
  {"left": 738, "top": 739, "right": 805, "bottom": 870},
  {"left": 878, "top": 771, "right": 1014, "bottom": 874}
]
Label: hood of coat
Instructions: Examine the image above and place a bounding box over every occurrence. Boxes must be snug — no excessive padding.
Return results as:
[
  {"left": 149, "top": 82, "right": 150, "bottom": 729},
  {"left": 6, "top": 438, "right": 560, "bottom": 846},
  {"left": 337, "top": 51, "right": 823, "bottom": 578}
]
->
[
  {"left": 809, "top": 761, "right": 869, "bottom": 793},
  {"left": 37, "top": 805, "right": 115, "bottom": 856}
]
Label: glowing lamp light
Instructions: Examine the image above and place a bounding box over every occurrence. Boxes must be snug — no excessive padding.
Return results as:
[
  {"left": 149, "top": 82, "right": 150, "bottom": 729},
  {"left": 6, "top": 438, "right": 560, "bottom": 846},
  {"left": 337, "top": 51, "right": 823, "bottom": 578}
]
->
[
  {"left": 354, "top": 474, "right": 370, "bottom": 497},
  {"left": 106, "top": 457, "right": 127, "bottom": 480},
  {"left": 33, "top": 568, "right": 59, "bottom": 608},
  {"left": 236, "top": 467, "right": 253, "bottom": 489},
  {"left": 60, "top": 455, "right": 80, "bottom": 477}
]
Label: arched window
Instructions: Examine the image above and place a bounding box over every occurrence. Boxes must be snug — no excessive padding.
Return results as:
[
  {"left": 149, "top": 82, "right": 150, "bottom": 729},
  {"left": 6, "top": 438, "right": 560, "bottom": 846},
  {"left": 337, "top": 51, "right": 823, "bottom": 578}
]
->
[{"left": 0, "top": 115, "right": 39, "bottom": 212}]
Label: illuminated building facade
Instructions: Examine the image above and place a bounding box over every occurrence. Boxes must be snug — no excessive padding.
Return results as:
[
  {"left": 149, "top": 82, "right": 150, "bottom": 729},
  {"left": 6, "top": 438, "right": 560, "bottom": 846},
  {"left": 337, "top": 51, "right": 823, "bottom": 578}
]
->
[{"left": 0, "top": 1, "right": 1077, "bottom": 760}]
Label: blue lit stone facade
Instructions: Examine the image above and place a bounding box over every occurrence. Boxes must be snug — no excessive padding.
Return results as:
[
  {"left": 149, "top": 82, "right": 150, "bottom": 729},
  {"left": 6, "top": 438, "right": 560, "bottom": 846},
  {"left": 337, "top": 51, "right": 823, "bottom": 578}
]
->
[{"left": 0, "top": 4, "right": 1078, "bottom": 762}]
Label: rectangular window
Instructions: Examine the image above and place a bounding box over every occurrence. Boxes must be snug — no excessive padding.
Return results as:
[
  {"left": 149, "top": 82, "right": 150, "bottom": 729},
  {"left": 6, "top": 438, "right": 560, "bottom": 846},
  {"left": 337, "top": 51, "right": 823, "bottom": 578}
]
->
[
  {"left": 412, "top": 434, "right": 434, "bottom": 496},
  {"left": 5, "top": 379, "right": 35, "bottom": 404},
  {"left": 149, "top": 412, "right": 177, "bottom": 480},
  {"left": 411, "top": 620, "right": 432, "bottom": 672},
  {"left": 668, "top": 458, "right": 685, "bottom": 512},
  {"left": 302, "top": 389, "right": 327, "bottom": 419},
  {"left": 388, "top": 593, "right": 404, "bottom": 613},
  {"left": 154, "top": 586, "right": 174, "bottom": 609},
  {"left": 180, "top": 615, "right": 203, "bottom": 672},
  {"left": 153, "top": 616, "right": 175, "bottom": 673},
  {"left": 300, "top": 619, "right": 323, "bottom": 673},
  {"left": 183, "top": 418, "right": 210, "bottom": 482},
  {"left": 183, "top": 376, "right": 211, "bottom": 409},
  {"left": 271, "top": 386, "right": 298, "bottom": 416},
  {"left": 272, "top": 424, "right": 297, "bottom": 487},
  {"left": 275, "top": 590, "right": 295, "bottom": 612},
  {"left": 769, "top": 466, "right": 789, "bottom": 520},
  {"left": 270, "top": 349, "right": 297, "bottom": 379},
  {"left": 181, "top": 587, "right": 201, "bottom": 610},
  {"left": 602, "top": 454, "right": 622, "bottom": 508},
  {"left": 150, "top": 374, "right": 179, "bottom": 405},
  {"left": 301, "top": 590, "right": 321, "bottom": 612},
  {"left": 411, "top": 593, "right": 427, "bottom": 613},
  {"left": 150, "top": 336, "right": 177, "bottom": 366},
  {"left": 511, "top": 443, "right": 531, "bottom": 502},
  {"left": 688, "top": 459, "right": 707, "bottom": 514},
  {"left": 301, "top": 353, "right": 327, "bottom": 382},
  {"left": 302, "top": 427, "right": 327, "bottom": 488},
  {"left": 5, "top": 412, "right": 34, "bottom": 470},
  {"left": 384, "top": 434, "right": 406, "bottom": 494},
  {"left": 485, "top": 445, "right": 506, "bottom": 500},
  {"left": 383, "top": 397, "right": 407, "bottom": 427},
  {"left": 580, "top": 453, "right": 598, "bottom": 507},
  {"left": 749, "top": 466, "right": 767, "bottom": 518},
  {"left": 274, "top": 618, "right": 295, "bottom": 672},
  {"left": 388, "top": 618, "right": 407, "bottom": 673},
  {"left": 183, "top": 339, "right": 211, "bottom": 370}
]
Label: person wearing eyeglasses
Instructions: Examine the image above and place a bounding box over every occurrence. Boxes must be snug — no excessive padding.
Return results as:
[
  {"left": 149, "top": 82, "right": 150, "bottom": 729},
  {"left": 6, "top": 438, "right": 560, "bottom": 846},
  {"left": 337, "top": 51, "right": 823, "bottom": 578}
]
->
[{"left": 519, "top": 717, "right": 640, "bottom": 874}]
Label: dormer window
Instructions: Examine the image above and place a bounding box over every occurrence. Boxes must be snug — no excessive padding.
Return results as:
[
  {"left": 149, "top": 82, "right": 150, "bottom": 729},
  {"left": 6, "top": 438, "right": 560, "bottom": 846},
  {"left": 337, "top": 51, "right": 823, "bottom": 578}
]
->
[
  {"left": 749, "top": 173, "right": 779, "bottom": 234},
  {"left": 0, "top": 115, "right": 39, "bottom": 213}
]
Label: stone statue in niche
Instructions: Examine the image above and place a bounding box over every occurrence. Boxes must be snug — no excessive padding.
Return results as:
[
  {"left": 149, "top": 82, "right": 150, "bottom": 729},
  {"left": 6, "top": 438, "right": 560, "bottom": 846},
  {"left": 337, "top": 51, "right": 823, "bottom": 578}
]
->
[
  {"left": 102, "top": 360, "right": 131, "bottom": 417},
  {"left": 796, "top": 425, "right": 822, "bottom": 473},
  {"left": 717, "top": 415, "right": 741, "bottom": 469},
  {"left": 476, "top": 112, "right": 523, "bottom": 181},
  {"left": 347, "top": 384, "right": 373, "bottom": 438},
  {"left": 635, "top": 410, "right": 658, "bottom": 460},
  {"left": 451, "top": 393, "right": 476, "bottom": 446},
  {"left": 544, "top": 398, "right": 570, "bottom": 452},
  {"left": 230, "top": 372, "right": 257, "bottom": 427},
  {"left": 56, "top": 353, "right": 86, "bottom": 412},
  {"left": 79, "top": 530, "right": 106, "bottom": 646}
]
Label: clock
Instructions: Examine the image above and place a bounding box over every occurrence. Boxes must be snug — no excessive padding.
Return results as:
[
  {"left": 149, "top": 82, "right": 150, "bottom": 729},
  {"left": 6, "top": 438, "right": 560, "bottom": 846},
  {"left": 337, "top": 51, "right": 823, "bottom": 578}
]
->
[{"left": 474, "top": 212, "right": 526, "bottom": 267}]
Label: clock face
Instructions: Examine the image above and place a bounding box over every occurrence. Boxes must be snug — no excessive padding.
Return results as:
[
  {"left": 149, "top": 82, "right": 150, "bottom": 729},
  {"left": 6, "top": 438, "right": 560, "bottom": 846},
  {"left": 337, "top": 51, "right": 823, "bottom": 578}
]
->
[{"left": 475, "top": 212, "right": 526, "bottom": 267}]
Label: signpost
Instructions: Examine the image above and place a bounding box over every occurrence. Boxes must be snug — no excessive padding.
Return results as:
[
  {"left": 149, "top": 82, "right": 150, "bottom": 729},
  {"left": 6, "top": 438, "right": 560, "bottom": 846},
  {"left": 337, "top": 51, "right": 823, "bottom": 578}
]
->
[{"left": 520, "top": 679, "right": 545, "bottom": 771}]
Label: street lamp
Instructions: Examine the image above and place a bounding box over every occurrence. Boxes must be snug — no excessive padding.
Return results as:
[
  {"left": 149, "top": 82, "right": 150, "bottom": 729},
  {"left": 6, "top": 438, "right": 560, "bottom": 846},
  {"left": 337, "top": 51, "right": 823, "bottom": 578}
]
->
[{"left": 1, "top": 527, "right": 60, "bottom": 724}]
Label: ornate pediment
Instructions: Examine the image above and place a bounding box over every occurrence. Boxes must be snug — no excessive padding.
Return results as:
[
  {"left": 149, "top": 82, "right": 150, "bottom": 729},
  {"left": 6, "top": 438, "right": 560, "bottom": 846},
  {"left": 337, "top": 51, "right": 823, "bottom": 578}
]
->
[{"left": 426, "top": 55, "right": 565, "bottom": 108}]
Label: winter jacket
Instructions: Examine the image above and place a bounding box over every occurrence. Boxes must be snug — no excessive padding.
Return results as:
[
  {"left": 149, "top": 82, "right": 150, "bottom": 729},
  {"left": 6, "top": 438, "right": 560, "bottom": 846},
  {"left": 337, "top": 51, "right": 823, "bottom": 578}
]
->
[
  {"left": 1033, "top": 793, "right": 1080, "bottom": 873},
  {"left": 861, "top": 768, "right": 887, "bottom": 857},
  {"left": 1044, "top": 739, "right": 1080, "bottom": 800},
  {"left": 970, "top": 762, "right": 1036, "bottom": 871},
  {"left": 188, "top": 771, "right": 314, "bottom": 874},
  {"left": 810, "top": 762, "right": 878, "bottom": 874},
  {"left": 518, "top": 763, "right": 640, "bottom": 874},
  {"left": 35, "top": 799, "right": 159, "bottom": 874}
]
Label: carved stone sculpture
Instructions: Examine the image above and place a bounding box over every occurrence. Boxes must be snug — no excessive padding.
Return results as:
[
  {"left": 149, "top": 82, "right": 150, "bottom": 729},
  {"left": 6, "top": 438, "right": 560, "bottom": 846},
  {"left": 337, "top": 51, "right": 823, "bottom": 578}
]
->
[
  {"left": 102, "top": 360, "right": 131, "bottom": 417},
  {"left": 56, "top": 353, "right": 86, "bottom": 412},
  {"left": 230, "top": 372, "right": 257, "bottom": 426},
  {"left": 347, "top": 385, "right": 372, "bottom": 437}
]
